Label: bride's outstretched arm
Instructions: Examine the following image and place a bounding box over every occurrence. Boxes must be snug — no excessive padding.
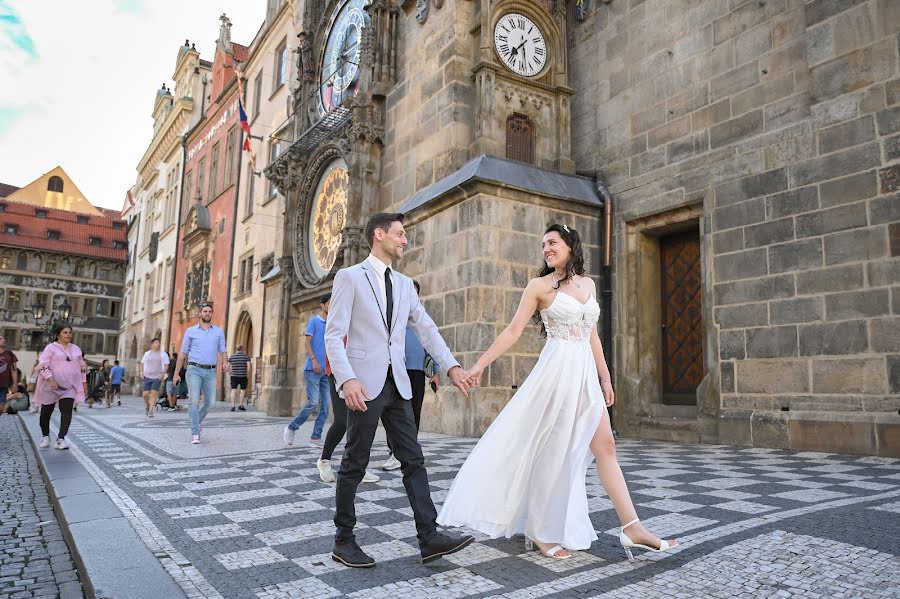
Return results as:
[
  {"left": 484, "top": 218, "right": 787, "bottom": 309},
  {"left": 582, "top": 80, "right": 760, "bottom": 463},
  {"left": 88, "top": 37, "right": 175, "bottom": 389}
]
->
[{"left": 467, "top": 279, "right": 543, "bottom": 385}]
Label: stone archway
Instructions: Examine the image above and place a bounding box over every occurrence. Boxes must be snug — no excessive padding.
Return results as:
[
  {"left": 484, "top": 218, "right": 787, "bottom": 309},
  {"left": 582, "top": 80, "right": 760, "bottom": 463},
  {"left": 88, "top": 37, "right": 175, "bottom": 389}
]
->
[{"left": 234, "top": 310, "right": 254, "bottom": 357}]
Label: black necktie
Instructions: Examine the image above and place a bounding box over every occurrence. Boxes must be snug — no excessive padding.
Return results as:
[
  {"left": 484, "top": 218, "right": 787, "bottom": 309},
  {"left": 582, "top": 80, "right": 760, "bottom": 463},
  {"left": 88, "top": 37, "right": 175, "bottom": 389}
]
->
[{"left": 384, "top": 268, "right": 393, "bottom": 332}]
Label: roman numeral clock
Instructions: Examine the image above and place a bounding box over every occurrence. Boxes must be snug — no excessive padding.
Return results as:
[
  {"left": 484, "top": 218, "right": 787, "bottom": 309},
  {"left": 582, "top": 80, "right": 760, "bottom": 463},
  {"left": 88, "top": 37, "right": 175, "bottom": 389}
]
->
[
  {"left": 493, "top": 13, "right": 548, "bottom": 78},
  {"left": 472, "top": 3, "right": 573, "bottom": 173}
]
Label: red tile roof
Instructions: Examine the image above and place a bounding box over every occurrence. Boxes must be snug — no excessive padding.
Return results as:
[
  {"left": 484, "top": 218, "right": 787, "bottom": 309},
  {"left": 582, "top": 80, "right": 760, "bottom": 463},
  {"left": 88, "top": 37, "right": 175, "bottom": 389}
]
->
[
  {"left": 0, "top": 200, "right": 127, "bottom": 261},
  {"left": 232, "top": 43, "right": 249, "bottom": 62},
  {"left": 0, "top": 183, "right": 19, "bottom": 199}
]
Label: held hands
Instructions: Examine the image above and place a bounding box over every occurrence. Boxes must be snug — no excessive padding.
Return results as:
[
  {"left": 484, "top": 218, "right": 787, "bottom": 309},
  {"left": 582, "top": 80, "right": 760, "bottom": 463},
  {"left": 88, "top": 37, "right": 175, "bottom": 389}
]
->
[
  {"left": 343, "top": 378, "right": 371, "bottom": 412},
  {"left": 464, "top": 363, "right": 485, "bottom": 388},
  {"left": 447, "top": 366, "right": 472, "bottom": 397},
  {"left": 601, "top": 379, "right": 615, "bottom": 407}
]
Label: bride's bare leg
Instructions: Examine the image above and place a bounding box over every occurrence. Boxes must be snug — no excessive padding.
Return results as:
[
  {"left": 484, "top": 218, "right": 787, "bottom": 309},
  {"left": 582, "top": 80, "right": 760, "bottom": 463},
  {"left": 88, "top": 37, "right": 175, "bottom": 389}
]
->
[{"left": 590, "top": 414, "right": 677, "bottom": 549}]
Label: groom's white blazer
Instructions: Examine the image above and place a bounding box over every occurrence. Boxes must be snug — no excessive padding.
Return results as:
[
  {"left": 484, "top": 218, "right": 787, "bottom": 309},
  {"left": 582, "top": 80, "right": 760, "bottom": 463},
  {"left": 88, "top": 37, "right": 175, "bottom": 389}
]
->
[{"left": 325, "top": 258, "right": 459, "bottom": 400}]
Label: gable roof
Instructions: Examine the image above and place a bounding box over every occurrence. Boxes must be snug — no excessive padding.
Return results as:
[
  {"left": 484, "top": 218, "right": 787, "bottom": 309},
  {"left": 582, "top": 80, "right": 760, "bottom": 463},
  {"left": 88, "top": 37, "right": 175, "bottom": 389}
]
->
[
  {"left": 0, "top": 183, "right": 19, "bottom": 198},
  {"left": 4, "top": 166, "right": 102, "bottom": 215}
]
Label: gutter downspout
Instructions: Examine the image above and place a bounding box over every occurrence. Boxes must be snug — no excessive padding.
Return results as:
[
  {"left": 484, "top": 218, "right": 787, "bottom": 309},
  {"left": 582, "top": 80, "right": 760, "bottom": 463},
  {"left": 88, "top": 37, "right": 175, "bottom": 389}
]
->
[
  {"left": 166, "top": 135, "right": 188, "bottom": 355},
  {"left": 595, "top": 173, "right": 616, "bottom": 436}
]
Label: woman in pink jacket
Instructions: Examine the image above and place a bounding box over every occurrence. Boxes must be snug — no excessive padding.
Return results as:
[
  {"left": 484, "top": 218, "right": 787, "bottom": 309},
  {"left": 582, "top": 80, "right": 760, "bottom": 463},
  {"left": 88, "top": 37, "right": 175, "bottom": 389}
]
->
[{"left": 34, "top": 325, "right": 87, "bottom": 450}]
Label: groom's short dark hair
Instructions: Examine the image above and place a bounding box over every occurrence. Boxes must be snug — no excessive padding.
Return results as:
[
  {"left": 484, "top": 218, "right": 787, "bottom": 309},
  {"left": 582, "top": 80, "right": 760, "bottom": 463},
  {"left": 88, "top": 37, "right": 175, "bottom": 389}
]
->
[{"left": 365, "top": 212, "right": 404, "bottom": 248}]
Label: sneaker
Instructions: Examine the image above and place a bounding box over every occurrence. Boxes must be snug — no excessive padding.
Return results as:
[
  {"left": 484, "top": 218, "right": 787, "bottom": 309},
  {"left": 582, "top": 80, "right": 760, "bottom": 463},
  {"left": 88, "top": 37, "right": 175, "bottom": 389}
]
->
[
  {"left": 381, "top": 455, "right": 402, "bottom": 471},
  {"left": 317, "top": 459, "right": 335, "bottom": 483},
  {"left": 148, "top": 411, "right": 154, "bottom": 418},
  {"left": 283, "top": 427, "right": 295, "bottom": 446},
  {"left": 191, "top": 435, "right": 200, "bottom": 444},
  {"left": 308, "top": 438, "right": 322, "bottom": 448},
  {"left": 55, "top": 438, "right": 69, "bottom": 450},
  {"left": 39, "top": 436, "right": 51, "bottom": 448},
  {"left": 230, "top": 407, "right": 236, "bottom": 412},
  {"left": 238, "top": 405, "right": 246, "bottom": 411},
  {"left": 362, "top": 470, "right": 380, "bottom": 483}
]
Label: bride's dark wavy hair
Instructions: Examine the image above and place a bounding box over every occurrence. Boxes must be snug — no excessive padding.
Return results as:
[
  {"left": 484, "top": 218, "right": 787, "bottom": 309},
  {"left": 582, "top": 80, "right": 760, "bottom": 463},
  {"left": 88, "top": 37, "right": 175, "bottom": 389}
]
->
[{"left": 532, "top": 224, "right": 586, "bottom": 337}]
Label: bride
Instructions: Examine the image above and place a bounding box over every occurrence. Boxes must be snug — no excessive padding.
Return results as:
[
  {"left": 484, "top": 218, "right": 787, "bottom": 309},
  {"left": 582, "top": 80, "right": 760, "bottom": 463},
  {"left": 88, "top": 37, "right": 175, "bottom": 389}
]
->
[{"left": 438, "top": 224, "right": 678, "bottom": 560}]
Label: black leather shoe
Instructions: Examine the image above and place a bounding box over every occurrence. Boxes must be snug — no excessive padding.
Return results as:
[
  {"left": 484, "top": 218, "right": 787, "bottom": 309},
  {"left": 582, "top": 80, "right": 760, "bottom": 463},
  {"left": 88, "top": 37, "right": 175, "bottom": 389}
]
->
[
  {"left": 331, "top": 542, "right": 376, "bottom": 568},
  {"left": 420, "top": 533, "right": 475, "bottom": 564}
]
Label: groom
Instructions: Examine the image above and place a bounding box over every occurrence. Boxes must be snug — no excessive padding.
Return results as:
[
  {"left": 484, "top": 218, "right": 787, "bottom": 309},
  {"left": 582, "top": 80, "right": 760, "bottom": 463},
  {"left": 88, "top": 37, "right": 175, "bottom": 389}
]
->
[{"left": 325, "top": 212, "right": 474, "bottom": 567}]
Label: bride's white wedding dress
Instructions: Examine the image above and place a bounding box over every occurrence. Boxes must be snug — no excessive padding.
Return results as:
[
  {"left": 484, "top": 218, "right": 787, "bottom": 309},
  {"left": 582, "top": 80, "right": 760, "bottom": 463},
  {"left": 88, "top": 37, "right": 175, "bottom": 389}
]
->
[{"left": 438, "top": 291, "right": 606, "bottom": 550}]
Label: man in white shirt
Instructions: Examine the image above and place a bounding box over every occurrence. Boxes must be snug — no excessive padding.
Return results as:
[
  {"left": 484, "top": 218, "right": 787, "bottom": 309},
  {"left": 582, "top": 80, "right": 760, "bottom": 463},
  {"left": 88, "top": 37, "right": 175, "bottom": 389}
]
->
[{"left": 139, "top": 338, "right": 170, "bottom": 417}]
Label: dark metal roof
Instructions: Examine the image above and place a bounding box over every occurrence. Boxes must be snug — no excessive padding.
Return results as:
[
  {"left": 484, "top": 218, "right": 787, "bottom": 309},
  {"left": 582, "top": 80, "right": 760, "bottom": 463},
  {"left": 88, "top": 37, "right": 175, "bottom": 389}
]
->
[{"left": 400, "top": 154, "right": 602, "bottom": 214}]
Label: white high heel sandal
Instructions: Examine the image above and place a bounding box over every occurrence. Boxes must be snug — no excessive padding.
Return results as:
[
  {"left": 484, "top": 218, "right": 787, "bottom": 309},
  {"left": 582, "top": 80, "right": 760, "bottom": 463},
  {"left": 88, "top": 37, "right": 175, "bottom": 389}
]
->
[
  {"left": 619, "top": 518, "right": 677, "bottom": 560},
  {"left": 525, "top": 537, "right": 571, "bottom": 560}
]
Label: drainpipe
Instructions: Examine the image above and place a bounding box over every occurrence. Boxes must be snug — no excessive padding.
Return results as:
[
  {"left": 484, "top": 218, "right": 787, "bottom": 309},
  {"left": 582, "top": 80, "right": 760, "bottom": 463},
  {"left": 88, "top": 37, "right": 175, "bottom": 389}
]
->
[{"left": 595, "top": 173, "right": 616, "bottom": 436}]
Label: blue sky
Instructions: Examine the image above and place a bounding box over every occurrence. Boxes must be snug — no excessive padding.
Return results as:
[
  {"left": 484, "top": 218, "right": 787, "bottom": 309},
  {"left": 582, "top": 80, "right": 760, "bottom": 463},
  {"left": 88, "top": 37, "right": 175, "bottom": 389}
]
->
[{"left": 0, "top": 0, "right": 263, "bottom": 209}]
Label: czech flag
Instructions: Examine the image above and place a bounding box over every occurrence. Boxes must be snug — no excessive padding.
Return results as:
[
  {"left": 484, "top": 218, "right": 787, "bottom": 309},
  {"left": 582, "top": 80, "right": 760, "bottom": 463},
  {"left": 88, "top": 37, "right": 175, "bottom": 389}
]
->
[{"left": 238, "top": 97, "right": 251, "bottom": 151}]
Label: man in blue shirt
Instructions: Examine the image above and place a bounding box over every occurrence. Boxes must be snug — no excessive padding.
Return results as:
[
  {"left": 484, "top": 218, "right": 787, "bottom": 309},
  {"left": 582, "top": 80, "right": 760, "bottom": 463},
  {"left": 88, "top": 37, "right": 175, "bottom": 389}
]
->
[
  {"left": 284, "top": 294, "right": 331, "bottom": 448},
  {"left": 109, "top": 360, "right": 126, "bottom": 406},
  {"left": 382, "top": 280, "right": 440, "bottom": 471},
  {"left": 173, "top": 304, "right": 228, "bottom": 444}
]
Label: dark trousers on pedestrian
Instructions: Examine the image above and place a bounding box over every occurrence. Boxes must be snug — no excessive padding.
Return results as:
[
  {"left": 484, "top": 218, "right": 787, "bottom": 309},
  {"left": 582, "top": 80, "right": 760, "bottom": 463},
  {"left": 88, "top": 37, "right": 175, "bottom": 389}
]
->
[
  {"left": 334, "top": 369, "right": 437, "bottom": 547},
  {"left": 40, "top": 398, "right": 74, "bottom": 439},
  {"left": 321, "top": 375, "right": 346, "bottom": 461},
  {"left": 386, "top": 369, "right": 425, "bottom": 455}
]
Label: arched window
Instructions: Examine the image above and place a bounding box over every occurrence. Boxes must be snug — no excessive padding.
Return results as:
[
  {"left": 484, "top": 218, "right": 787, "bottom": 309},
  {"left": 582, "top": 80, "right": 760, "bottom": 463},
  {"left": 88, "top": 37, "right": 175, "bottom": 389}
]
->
[
  {"left": 506, "top": 113, "right": 535, "bottom": 164},
  {"left": 48, "top": 176, "right": 64, "bottom": 193}
]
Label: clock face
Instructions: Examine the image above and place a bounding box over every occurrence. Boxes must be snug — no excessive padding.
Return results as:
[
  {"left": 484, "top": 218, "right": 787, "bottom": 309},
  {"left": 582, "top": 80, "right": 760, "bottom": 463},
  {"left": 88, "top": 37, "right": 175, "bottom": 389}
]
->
[
  {"left": 308, "top": 160, "right": 349, "bottom": 278},
  {"left": 493, "top": 13, "right": 547, "bottom": 77},
  {"left": 319, "top": 0, "right": 370, "bottom": 114}
]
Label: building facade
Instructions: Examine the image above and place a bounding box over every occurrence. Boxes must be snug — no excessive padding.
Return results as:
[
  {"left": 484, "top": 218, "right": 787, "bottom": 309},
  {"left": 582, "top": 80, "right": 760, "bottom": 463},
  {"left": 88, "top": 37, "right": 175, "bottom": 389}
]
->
[
  {"left": 249, "top": 0, "right": 899, "bottom": 456},
  {"left": 0, "top": 168, "right": 127, "bottom": 378},
  {"left": 120, "top": 41, "right": 212, "bottom": 390},
  {"left": 570, "top": 0, "right": 899, "bottom": 456},
  {"left": 169, "top": 15, "right": 247, "bottom": 398},
  {"left": 227, "top": 0, "right": 295, "bottom": 405}
]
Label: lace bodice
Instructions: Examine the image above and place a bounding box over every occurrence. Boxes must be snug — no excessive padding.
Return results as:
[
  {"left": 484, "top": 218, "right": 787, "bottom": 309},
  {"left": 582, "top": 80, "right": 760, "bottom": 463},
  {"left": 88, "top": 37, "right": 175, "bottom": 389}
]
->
[{"left": 540, "top": 292, "right": 601, "bottom": 342}]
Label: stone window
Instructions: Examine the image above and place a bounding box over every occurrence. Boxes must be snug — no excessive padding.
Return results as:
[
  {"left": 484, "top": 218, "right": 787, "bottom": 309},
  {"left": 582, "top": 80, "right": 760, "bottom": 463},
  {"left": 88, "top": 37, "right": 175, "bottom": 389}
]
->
[
  {"left": 183, "top": 170, "right": 194, "bottom": 207},
  {"left": 274, "top": 40, "right": 287, "bottom": 91},
  {"left": 113, "top": 241, "right": 126, "bottom": 250},
  {"left": 253, "top": 72, "right": 263, "bottom": 118},
  {"left": 47, "top": 230, "right": 60, "bottom": 240},
  {"left": 47, "top": 176, "right": 64, "bottom": 193},
  {"left": 209, "top": 142, "right": 221, "bottom": 200},
  {"left": 109, "top": 300, "right": 121, "bottom": 319},
  {"left": 89, "top": 236, "right": 101, "bottom": 246},
  {"left": 245, "top": 169, "right": 256, "bottom": 218},
  {"left": 237, "top": 254, "right": 254, "bottom": 296},
  {"left": 35, "top": 209, "right": 48, "bottom": 218},
  {"left": 1, "top": 328, "right": 18, "bottom": 349},
  {"left": 506, "top": 113, "right": 535, "bottom": 164},
  {"left": 268, "top": 142, "right": 282, "bottom": 200},
  {"left": 4, "top": 224, "right": 17, "bottom": 234},
  {"left": 112, "top": 221, "right": 124, "bottom": 230},
  {"left": 6, "top": 289, "right": 21, "bottom": 311},
  {"left": 77, "top": 215, "right": 89, "bottom": 224},
  {"left": 45, "top": 260, "right": 56, "bottom": 274},
  {"left": 197, "top": 157, "right": 206, "bottom": 203},
  {"left": 0, "top": 202, "right": 5, "bottom": 212},
  {"left": 106, "top": 334, "right": 118, "bottom": 355}
]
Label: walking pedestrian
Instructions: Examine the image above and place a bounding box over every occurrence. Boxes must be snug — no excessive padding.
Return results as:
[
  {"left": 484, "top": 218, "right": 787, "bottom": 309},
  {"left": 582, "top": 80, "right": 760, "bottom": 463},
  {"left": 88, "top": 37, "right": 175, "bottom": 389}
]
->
[
  {"left": 228, "top": 346, "right": 251, "bottom": 412},
  {"left": 283, "top": 294, "right": 331, "bottom": 448},
  {"left": 316, "top": 348, "right": 379, "bottom": 484},
  {"left": 139, "top": 338, "right": 169, "bottom": 417},
  {"left": 165, "top": 353, "right": 180, "bottom": 410},
  {"left": 109, "top": 360, "right": 125, "bottom": 406},
  {"left": 34, "top": 325, "right": 87, "bottom": 450},
  {"left": 0, "top": 334, "right": 19, "bottom": 416},
  {"left": 381, "top": 280, "right": 440, "bottom": 471},
  {"left": 173, "top": 304, "right": 228, "bottom": 444}
]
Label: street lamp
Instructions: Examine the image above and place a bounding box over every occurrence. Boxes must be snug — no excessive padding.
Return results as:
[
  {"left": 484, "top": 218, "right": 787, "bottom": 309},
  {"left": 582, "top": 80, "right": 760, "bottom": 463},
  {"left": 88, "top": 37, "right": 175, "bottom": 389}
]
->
[{"left": 29, "top": 300, "right": 71, "bottom": 345}]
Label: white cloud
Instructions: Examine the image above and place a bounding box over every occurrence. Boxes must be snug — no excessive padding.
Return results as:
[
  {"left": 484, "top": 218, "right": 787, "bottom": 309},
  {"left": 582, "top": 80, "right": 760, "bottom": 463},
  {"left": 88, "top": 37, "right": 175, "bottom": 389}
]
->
[{"left": 0, "top": 0, "right": 267, "bottom": 210}]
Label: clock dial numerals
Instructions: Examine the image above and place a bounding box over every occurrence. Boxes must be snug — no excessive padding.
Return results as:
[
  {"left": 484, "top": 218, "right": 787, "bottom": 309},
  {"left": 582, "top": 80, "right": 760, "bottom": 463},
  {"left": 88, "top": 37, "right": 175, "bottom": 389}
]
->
[
  {"left": 309, "top": 161, "right": 349, "bottom": 278},
  {"left": 493, "top": 13, "right": 547, "bottom": 77},
  {"left": 319, "top": 0, "right": 370, "bottom": 114}
]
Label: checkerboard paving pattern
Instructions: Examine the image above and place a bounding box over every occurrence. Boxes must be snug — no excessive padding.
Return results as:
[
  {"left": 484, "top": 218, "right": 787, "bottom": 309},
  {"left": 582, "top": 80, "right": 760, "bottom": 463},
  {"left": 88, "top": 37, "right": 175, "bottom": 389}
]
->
[{"left": 50, "top": 413, "right": 900, "bottom": 599}]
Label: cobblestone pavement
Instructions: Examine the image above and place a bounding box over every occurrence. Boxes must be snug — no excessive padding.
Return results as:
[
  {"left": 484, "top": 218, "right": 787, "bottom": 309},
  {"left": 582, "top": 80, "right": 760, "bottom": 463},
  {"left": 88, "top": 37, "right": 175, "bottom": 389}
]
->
[
  {"left": 30, "top": 397, "right": 900, "bottom": 598},
  {"left": 0, "top": 416, "right": 83, "bottom": 599}
]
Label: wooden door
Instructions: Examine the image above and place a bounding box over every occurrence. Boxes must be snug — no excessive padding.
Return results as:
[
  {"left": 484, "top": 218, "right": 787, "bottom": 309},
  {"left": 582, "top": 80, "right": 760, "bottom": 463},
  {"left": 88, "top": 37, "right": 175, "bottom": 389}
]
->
[{"left": 660, "top": 231, "right": 703, "bottom": 405}]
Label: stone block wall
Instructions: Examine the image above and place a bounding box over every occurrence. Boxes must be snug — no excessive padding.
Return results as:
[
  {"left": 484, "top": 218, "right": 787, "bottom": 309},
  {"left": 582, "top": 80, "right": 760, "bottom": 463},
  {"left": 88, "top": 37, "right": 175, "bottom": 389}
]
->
[
  {"left": 570, "top": 0, "right": 900, "bottom": 455},
  {"left": 381, "top": 2, "right": 477, "bottom": 210}
]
